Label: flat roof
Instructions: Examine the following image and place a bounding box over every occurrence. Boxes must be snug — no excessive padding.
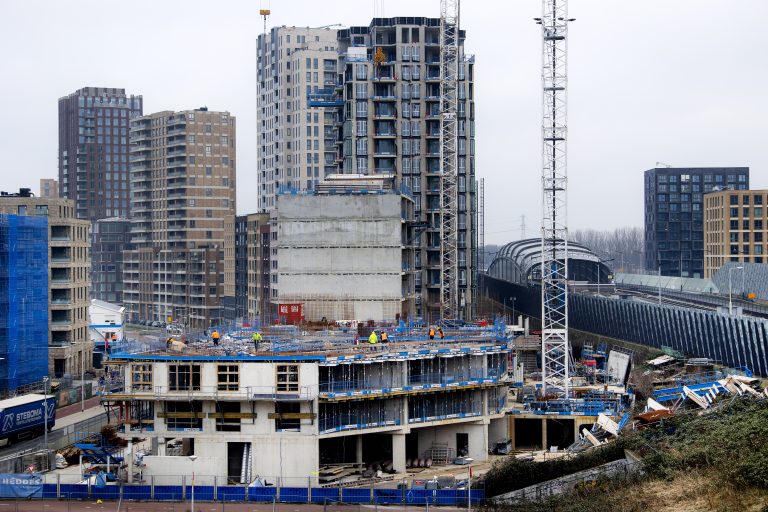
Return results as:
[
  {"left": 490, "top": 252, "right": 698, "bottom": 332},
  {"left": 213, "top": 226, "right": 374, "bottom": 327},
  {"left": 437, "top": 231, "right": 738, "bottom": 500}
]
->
[{"left": 108, "top": 335, "right": 509, "bottom": 364}]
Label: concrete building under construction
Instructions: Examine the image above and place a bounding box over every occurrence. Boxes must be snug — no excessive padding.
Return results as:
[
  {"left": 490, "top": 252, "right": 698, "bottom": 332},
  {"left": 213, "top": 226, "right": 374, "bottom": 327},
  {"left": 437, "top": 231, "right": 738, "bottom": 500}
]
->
[
  {"left": 272, "top": 174, "right": 415, "bottom": 322},
  {"left": 103, "top": 331, "right": 509, "bottom": 482}
]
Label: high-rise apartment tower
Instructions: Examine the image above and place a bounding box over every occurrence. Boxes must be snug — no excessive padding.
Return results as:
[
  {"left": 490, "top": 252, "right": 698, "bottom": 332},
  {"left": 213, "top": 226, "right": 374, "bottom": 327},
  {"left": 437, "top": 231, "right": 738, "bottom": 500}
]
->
[
  {"left": 644, "top": 167, "right": 749, "bottom": 277},
  {"left": 58, "top": 87, "right": 143, "bottom": 220},
  {"left": 256, "top": 27, "right": 340, "bottom": 211},
  {"left": 336, "top": 18, "right": 477, "bottom": 320},
  {"left": 123, "top": 109, "right": 236, "bottom": 329}
]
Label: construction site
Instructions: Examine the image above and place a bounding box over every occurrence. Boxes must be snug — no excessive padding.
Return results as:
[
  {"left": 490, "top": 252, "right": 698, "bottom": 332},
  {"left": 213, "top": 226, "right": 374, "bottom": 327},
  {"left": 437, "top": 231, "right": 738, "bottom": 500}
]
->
[{"left": 100, "top": 324, "right": 510, "bottom": 486}]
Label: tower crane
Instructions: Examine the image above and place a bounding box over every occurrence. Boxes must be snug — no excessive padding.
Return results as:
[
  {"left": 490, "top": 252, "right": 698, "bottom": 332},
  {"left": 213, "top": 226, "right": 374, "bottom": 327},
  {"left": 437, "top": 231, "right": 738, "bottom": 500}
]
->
[
  {"left": 535, "top": 0, "right": 575, "bottom": 398},
  {"left": 439, "top": 0, "right": 460, "bottom": 320}
]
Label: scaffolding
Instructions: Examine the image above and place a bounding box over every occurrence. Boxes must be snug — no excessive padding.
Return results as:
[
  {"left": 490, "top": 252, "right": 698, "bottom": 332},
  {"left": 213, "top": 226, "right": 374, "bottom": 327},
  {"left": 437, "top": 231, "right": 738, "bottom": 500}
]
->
[{"left": 0, "top": 215, "right": 49, "bottom": 393}]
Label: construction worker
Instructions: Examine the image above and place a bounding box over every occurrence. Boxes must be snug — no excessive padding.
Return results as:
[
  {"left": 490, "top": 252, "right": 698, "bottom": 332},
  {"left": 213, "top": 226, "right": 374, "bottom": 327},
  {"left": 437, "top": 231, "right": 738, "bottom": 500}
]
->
[
  {"left": 252, "top": 331, "right": 263, "bottom": 350},
  {"left": 381, "top": 331, "right": 389, "bottom": 343},
  {"left": 166, "top": 336, "right": 174, "bottom": 349},
  {"left": 368, "top": 330, "right": 379, "bottom": 344},
  {"left": 428, "top": 327, "right": 435, "bottom": 340},
  {"left": 438, "top": 327, "right": 445, "bottom": 339},
  {"left": 211, "top": 330, "right": 221, "bottom": 347},
  {"left": 111, "top": 333, "right": 118, "bottom": 344}
]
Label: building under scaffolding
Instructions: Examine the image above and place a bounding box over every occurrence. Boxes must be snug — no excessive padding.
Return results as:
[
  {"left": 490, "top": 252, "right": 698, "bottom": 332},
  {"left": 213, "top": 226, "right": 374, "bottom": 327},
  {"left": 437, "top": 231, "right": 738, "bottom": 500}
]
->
[{"left": 102, "top": 329, "right": 510, "bottom": 483}]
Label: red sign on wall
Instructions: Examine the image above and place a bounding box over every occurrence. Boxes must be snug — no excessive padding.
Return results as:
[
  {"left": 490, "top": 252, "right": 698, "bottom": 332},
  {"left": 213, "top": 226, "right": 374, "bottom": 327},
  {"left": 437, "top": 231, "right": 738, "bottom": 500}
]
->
[{"left": 277, "top": 303, "right": 304, "bottom": 324}]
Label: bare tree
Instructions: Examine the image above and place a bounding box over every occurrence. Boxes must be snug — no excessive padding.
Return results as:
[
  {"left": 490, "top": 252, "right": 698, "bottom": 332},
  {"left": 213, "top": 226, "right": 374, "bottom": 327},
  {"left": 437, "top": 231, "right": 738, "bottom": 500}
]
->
[{"left": 571, "top": 227, "right": 644, "bottom": 273}]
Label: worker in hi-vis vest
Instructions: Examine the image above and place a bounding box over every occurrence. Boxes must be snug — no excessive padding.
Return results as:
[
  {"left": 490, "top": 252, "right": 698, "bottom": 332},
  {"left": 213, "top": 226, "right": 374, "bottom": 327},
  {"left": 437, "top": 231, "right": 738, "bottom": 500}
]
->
[{"left": 368, "top": 331, "right": 379, "bottom": 344}]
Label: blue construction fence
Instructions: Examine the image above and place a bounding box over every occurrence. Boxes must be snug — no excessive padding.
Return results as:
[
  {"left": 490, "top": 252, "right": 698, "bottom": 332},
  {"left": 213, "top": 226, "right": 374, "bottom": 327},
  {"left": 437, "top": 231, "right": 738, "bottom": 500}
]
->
[{"left": 4, "top": 474, "right": 484, "bottom": 506}]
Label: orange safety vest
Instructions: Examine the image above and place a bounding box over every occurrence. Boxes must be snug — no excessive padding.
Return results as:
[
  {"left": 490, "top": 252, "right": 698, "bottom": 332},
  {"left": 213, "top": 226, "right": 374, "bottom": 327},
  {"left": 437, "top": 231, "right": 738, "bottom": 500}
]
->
[{"left": 429, "top": 328, "right": 435, "bottom": 337}]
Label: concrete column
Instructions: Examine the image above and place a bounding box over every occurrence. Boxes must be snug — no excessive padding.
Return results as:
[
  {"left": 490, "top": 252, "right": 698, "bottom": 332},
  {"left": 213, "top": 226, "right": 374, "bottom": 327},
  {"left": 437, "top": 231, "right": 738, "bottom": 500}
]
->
[
  {"left": 392, "top": 433, "right": 406, "bottom": 473},
  {"left": 127, "top": 440, "right": 134, "bottom": 483},
  {"left": 508, "top": 416, "right": 516, "bottom": 450},
  {"left": 150, "top": 437, "right": 159, "bottom": 455},
  {"left": 356, "top": 435, "right": 363, "bottom": 467},
  {"left": 541, "top": 419, "right": 548, "bottom": 450},
  {"left": 157, "top": 438, "right": 166, "bottom": 456}
]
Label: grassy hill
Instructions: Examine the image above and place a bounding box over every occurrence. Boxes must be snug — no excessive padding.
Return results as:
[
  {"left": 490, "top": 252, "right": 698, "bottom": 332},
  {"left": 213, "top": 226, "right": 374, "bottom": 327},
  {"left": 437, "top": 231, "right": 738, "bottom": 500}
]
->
[{"left": 483, "top": 397, "right": 768, "bottom": 511}]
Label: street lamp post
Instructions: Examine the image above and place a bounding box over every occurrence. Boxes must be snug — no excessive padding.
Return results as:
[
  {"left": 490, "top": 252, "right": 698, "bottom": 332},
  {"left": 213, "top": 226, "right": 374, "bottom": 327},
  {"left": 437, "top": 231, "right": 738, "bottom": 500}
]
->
[
  {"left": 43, "top": 377, "right": 49, "bottom": 455},
  {"left": 596, "top": 258, "right": 614, "bottom": 297},
  {"left": 728, "top": 265, "right": 744, "bottom": 315},
  {"left": 80, "top": 341, "right": 86, "bottom": 412},
  {"left": 189, "top": 455, "right": 198, "bottom": 512},
  {"left": 658, "top": 266, "right": 662, "bottom": 305}
]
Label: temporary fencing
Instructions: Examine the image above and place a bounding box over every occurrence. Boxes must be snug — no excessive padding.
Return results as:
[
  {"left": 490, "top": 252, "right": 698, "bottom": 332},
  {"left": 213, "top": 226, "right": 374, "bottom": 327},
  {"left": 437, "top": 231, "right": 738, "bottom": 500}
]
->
[{"left": 5, "top": 473, "right": 485, "bottom": 505}]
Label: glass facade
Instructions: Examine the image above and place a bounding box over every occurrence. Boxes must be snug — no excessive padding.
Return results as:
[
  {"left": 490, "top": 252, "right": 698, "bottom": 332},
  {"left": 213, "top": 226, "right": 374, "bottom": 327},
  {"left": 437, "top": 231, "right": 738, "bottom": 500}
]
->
[{"left": 644, "top": 167, "right": 749, "bottom": 277}]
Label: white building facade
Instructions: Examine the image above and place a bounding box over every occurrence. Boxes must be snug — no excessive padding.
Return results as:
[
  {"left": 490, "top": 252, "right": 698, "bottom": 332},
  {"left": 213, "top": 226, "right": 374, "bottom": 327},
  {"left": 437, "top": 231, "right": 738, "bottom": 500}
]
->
[
  {"left": 257, "top": 26, "right": 340, "bottom": 211},
  {"left": 104, "top": 340, "right": 509, "bottom": 482}
]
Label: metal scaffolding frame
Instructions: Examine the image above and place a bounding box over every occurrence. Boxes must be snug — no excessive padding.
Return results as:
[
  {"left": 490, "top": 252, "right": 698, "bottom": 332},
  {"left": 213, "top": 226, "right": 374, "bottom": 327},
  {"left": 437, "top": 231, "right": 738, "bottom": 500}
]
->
[
  {"left": 537, "top": 0, "right": 574, "bottom": 398},
  {"left": 439, "top": 0, "right": 460, "bottom": 320}
]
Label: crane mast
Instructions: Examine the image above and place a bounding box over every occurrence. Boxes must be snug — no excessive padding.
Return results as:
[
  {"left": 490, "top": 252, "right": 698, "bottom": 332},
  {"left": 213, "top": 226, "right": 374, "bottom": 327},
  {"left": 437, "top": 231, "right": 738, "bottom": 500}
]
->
[
  {"left": 439, "top": 0, "right": 460, "bottom": 320},
  {"left": 538, "top": 0, "right": 572, "bottom": 398}
]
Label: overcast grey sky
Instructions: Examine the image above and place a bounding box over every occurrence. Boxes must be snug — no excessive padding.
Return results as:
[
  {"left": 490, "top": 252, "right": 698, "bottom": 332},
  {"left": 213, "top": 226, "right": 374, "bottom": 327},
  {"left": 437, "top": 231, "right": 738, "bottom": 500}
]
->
[{"left": 1, "top": 0, "right": 766, "bottom": 244}]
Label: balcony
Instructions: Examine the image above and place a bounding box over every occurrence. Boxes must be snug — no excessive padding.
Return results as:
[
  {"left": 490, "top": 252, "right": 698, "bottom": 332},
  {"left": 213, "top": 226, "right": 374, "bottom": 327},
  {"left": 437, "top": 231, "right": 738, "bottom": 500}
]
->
[{"left": 108, "top": 385, "right": 316, "bottom": 403}]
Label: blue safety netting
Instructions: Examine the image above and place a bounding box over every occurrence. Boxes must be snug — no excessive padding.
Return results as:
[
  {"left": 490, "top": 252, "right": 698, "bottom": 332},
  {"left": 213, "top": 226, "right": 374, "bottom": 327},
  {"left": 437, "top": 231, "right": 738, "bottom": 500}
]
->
[{"left": 0, "top": 215, "right": 49, "bottom": 392}]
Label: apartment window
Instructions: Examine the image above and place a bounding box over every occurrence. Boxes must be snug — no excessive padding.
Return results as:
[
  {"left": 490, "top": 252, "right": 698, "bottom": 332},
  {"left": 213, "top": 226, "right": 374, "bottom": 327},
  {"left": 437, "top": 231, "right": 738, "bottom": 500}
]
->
[
  {"left": 402, "top": 65, "right": 411, "bottom": 81},
  {"left": 165, "top": 401, "right": 202, "bottom": 431},
  {"left": 276, "top": 364, "right": 299, "bottom": 392},
  {"left": 356, "top": 157, "right": 368, "bottom": 172},
  {"left": 169, "top": 364, "right": 201, "bottom": 391},
  {"left": 221, "top": 135, "right": 228, "bottom": 145},
  {"left": 356, "top": 64, "right": 367, "bottom": 80},
  {"left": 274, "top": 402, "right": 301, "bottom": 431},
  {"left": 216, "top": 402, "right": 241, "bottom": 432},
  {"left": 188, "top": 135, "right": 196, "bottom": 143},
  {"left": 217, "top": 364, "right": 239, "bottom": 391},
  {"left": 131, "top": 364, "right": 153, "bottom": 391},
  {"left": 205, "top": 144, "right": 212, "bottom": 156},
  {"left": 355, "top": 83, "right": 367, "bottom": 99},
  {"left": 356, "top": 138, "right": 368, "bottom": 156},
  {"left": 205, "top": 124, "right": 212, "bottom": 133},
  {"left": 356, "top": 101, "right": 368, "bottom": 118},
  {"left": 755, "top": 195, "right": 764, "bottom": 206}
]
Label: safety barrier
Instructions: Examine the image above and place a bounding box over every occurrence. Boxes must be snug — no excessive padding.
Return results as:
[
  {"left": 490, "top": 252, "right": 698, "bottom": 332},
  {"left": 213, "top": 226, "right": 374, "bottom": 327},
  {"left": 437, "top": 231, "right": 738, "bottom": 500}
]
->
[{"left": 0, "top": 473, "right": 484, "bottom": 505}]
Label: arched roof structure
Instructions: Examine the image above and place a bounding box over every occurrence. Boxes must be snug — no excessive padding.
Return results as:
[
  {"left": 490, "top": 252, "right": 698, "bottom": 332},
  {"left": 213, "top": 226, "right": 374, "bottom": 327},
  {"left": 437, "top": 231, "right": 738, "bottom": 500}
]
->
[{"left": 487, "top": 238, "right": 612, "bottom": 286}]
